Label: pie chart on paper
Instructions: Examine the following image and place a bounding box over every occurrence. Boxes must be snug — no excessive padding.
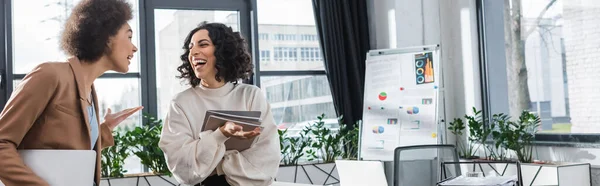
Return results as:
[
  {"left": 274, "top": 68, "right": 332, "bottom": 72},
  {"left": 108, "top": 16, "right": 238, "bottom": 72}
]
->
[{"left": 378, "top": 92, "right": 387, "bottom": 101}]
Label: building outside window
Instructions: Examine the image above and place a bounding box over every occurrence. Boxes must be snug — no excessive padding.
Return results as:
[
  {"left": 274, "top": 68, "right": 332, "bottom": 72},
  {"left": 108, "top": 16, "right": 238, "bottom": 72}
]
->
[
  {"left": 257, "top": 0, "right": 338, "bottom": 145},
  {"left": 482, "top": 0, "right": 600, "bottom": 141}
]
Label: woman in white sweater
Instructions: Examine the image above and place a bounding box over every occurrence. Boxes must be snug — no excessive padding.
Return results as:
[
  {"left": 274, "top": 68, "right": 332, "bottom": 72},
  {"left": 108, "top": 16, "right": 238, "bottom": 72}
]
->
[{"left": 158, "top": 22, "right": 280, "bottom": 186}]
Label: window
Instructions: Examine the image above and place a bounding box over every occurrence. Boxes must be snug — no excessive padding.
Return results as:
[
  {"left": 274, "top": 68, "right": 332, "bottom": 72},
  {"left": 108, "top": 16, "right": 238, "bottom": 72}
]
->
[
  {"left": 257, "top": 0, "right": 337, "bottom": 145},
  {"left": 261, "top": 76, "right": 335, "bottom": 128},
  {"left": 272, "top": 34, "right": 297, "bottom": 41},
  {"left": 2, "top": 0, "right": 253, "bottom": 176},
  {"left": 479, "top": 0, "right": 600, "bottom": 142},
  {"left": 260, "top": 22, "right": 323, "bottom": 70},
  {"left": 12, "top": 0, "right": 141, "bottom": 74},
  {"left": 154, "top": 9, "right": 240, "bottom": 118},
  {"left": 285, "top": 34, "right": 296, "bottom": 41},
  {"left": 300, "top": 47, "right": 322, "bottom": 61},
  {"left": 273, "top": 47, "right": 298, "bottom": 61},
  {"left": 259, "top": 33, "right": 269, "bottom": 40},
  {"left": 300, "top": 34, "right": 317, "bottom": 41},
  {"left": 10, "top": 0, "right": 144, "bottom": 173},
  {"left": 260, "top": 50, "right": 271, "bottom": 61}
]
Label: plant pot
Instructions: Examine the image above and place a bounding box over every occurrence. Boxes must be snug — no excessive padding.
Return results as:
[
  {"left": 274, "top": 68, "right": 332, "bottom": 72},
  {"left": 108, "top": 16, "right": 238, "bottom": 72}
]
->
[
  {"left": 276, "top": 165, "right": 300, "bottom": 183},
  {"left": 99, "top": 176, "right": 137, "bottom": 186},
  {"left": 501, "top": 162, "right": 591, "bottom": 186},
  {"left": 276, "top": 162, "right": 340, "bottom": 186}
]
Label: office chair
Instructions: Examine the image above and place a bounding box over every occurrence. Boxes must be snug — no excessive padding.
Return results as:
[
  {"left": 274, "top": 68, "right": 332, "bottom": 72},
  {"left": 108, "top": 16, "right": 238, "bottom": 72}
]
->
[{"left": 393, "top": 144, "right": 460, "bottom": 186}]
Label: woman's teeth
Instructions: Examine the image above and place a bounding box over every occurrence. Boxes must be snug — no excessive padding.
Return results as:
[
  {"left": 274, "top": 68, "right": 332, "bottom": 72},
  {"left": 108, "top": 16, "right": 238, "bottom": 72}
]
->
[{"left": 194, "top": 60, "right": 206, "bottom": 65}]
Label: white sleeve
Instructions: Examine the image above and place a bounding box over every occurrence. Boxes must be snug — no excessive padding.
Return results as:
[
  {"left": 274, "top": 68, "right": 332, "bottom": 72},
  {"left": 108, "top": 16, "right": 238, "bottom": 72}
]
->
[
  {"left": 217, "top": 89, "right": 281, "bottom": 186},
  {"left": 159, "top": 101, "right": 230, "bottom": 185}
]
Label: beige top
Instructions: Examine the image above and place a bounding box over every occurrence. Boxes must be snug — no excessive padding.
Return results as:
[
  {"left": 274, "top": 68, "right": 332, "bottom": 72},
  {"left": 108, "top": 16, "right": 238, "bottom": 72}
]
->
[{"left": 158, "top": 82, "right": 280, "bottom": 186}]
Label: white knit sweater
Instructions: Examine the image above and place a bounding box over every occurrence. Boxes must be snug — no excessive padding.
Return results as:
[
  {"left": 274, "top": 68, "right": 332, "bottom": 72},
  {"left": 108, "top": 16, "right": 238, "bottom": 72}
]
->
[{"left": 158, "top": 82, "right": 281, "bottom": 186}]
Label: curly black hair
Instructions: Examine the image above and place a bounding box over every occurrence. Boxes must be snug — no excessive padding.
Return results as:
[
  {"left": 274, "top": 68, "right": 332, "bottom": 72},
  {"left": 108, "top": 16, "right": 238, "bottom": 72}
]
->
[
  {"left": 60, "top": 0, "right": 133, "bottom": 62},
  {"left": 177, "top": 22, "right": 253, "bottom": 87}
]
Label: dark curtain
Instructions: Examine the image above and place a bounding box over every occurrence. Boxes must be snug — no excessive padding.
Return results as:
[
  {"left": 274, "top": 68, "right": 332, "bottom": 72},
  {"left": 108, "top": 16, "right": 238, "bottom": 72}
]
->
[{"left": 312, "top": 0, "right": 370, "bottom": 127}]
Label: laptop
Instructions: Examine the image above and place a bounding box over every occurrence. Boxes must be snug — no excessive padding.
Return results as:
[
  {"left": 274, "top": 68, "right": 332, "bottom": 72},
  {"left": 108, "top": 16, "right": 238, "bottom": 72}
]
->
[
  {"left": 0, "top": 150, "right": 96, "bottom": 186},
  {"left": 335, "top": 160, "right": 388, "bottom": 186}
]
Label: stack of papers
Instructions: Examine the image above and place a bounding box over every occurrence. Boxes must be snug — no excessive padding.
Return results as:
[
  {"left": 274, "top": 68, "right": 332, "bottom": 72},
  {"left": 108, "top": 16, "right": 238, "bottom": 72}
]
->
[
  {"left": 202, "top": 110, "right": 263, "bottom": 151},
  {"left": 438, "top": 175, "right": 518, "bottom": 186}
]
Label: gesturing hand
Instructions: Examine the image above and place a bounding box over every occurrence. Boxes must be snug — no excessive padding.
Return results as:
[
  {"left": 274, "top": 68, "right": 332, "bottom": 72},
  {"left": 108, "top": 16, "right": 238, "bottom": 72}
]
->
[
  {"left": 219, "top": 121, "right": 261, "bottom": 140},
  {"left": 103, "top": 106, "right": 144, "bottom": 131}
]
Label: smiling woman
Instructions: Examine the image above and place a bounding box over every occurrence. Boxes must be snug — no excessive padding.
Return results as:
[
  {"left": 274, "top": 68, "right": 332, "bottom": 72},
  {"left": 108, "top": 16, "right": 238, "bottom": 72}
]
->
[
  {"left": 8, "top": 0, "right": 145, "bottom": 177},
  {"left": 176, "top": 22, "right": 253, "bottom": 88},
  {"left": 0, "top": 0, "right": 143, "bottom": 185},
  {"left": 159, "top": 22, "right": 280, "bottom": 186}
]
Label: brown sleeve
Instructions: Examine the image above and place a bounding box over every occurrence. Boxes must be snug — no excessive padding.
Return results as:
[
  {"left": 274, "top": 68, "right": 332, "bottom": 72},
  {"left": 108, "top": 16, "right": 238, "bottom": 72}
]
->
[
  {"left": 0, "top": 63, "right": 58, "bottom": 186},
  {"left": 100, "top": 123, "right": 115, "bottom": 149}
]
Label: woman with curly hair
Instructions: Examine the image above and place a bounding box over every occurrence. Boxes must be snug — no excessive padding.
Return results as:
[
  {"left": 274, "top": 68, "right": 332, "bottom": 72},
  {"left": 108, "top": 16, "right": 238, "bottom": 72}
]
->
[
  {"left": 159, "top": 22, "right": 280, "bottom": 186},
  {"left": 0, "top": 0, "right": 142, "bottom": 185}
]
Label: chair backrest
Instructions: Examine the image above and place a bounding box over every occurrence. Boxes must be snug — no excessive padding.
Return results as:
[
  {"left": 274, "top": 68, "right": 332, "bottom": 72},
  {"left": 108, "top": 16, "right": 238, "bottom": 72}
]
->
[{"left": 393, "top": 144, "right": 460, "bottom": 186}]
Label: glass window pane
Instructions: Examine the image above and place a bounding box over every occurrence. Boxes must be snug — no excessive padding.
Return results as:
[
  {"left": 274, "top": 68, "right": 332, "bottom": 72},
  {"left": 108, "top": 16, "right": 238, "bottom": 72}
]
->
[
  {"left": 257, "top": 0, "right": 325, "bottom": 71},
  {"left": 154, "top": 9, "right": 239, "bottom": 118},
  {"left": 260, "top": 75, "right": 338, "bottom": 133},
  {"left": 498, "top": 0, "right": 600, "bottom": 134},
  {"left": 93, "top": 78, "right": 142, "bottom": 174},
  {"left": 12, "top": 0, "right": 141, "bottom": 74},
  {"left": 13, "top": 78, "right": 143, "bottom": 173}
]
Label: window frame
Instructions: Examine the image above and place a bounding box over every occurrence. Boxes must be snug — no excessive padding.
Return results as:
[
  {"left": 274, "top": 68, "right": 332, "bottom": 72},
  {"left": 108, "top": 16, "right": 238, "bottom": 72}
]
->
[
  {"left": 143, "top": 0, "right": 254, "bottom": 117},
  {"left": 0, "top": 0, "right": 256, "bottom": 173},
  {"left": 4, "top": 0, "right": 147, "bottom": 114},
  {"left": 0, "top": 0, "right": 337, "bottom": 170},
  {"left": 476, "top": 0, "right": 600, "bottom": 144},
  {"left": 1, "top": 0, "right": 10, "bottom": 109}
]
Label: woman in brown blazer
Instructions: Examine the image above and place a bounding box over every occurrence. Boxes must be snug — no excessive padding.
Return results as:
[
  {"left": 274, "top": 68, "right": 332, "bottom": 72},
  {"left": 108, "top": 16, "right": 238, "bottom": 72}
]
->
[{"left": 0, "top": 0, "right": 142, "bottom": 185}]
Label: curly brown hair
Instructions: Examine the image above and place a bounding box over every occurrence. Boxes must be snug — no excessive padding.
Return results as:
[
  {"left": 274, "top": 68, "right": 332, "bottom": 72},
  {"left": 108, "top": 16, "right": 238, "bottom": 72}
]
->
[
  {"left": 177, "top": 22, "right": 253, "bottom": 87},
  {"left": 60, "top": 0, "right": 133, "bottom": 62}
]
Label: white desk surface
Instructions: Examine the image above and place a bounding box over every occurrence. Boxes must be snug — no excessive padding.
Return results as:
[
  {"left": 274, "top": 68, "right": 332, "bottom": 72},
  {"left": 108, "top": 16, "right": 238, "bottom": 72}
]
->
[{"left": 271, "top": 181, "right": 321, "bottom": 186}]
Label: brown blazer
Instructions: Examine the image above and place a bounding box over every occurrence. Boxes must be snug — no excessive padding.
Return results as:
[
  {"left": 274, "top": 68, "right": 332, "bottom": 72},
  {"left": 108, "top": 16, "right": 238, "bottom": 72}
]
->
[{"left": 0, "top": 58, "right": 114, "bottom": 186}]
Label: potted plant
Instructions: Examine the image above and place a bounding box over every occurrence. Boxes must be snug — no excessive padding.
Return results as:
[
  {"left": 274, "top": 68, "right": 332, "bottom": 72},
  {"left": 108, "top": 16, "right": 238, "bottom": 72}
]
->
[
  {"left": 101, "top": 129, "right": 130, "bottom": 178},
  {"left": 124, "top": 114, "right": 170, "bottom": 176},
  {"left": 495, "top": 111, "right": 590, "bottom": 185},
  {"left": 466, "top": 107, "right": 501, "bottom": 160},
  {"left": 305, "top": 114, "right": 344, "bottom": 163},
  {"left": 100, "top": 127, "right": 141, "bottom": 186},
  {"left": 449, "top": 108, "right": 515, "bottom": 177},
  {"left": 339, "top": 118, "right": 359, "bottom": 160},
  {"left": 276, "top": 114, "right": 357, "bottom": 186},
  {"left": 276, "top": 127, "right": 312, "bottom": 183},
  {"left": 100, "top": 113, "right": 178, "bottom": 186},
  {"left": 447, "top": 118, "right": 477, "bottom": 159},
  {"left": 492, "top": 111, "right": 538, "bottom": 163},
  {"left": 449, "top": 110, "right": 501, "bottom": 177}
]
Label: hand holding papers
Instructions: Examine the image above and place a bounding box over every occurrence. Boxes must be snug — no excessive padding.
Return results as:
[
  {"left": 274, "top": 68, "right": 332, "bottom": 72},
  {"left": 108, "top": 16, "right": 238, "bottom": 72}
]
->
[
  {"left": 220, "top": 121, "right": 261, "bottom": 139},
  {"left": 202, "top": 110, "right": 263, "bottom": 151}
]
